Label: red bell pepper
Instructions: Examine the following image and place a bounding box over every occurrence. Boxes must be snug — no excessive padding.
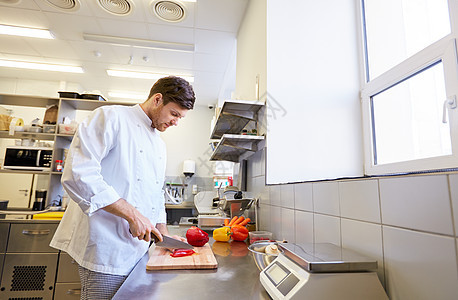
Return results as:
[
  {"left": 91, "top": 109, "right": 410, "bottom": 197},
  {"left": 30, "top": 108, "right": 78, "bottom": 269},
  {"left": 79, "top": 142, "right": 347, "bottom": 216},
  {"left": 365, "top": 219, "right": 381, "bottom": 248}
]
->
[
  {"left": 186, "top": 226, "right": 209, "bottom": 247},
  {"left": 170, "top": 249, "right": 195, "bottom": 257},
  {"left": 230, "top": 226, "right": 249, "bottom": 241}
]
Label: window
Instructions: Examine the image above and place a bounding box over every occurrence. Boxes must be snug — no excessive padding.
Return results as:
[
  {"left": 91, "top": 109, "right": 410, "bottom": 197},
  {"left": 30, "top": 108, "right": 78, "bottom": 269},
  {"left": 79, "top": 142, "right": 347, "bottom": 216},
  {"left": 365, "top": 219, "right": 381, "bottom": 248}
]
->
[{"left": 360, "top": 0, "right": 458, "bottom": 175}]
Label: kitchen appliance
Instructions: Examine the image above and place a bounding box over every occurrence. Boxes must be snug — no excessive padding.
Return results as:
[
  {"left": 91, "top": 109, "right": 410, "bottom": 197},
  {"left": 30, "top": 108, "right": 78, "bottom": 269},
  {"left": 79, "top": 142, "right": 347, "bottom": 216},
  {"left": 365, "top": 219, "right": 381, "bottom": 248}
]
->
[
  {"left": 3, "top": 146, "right": 52, "bottom": 171},
  {"left": 32, "top": 190, "right": 47, "bottom": 211},
  {"left": 186, "top": 188, "right": 254, "bottom": 228},
  {"left": 259, "top": 242, "right": 388, "bottom": 300},
  {"left": 190, "top": 190, "right": 226, "bottom": 228}
]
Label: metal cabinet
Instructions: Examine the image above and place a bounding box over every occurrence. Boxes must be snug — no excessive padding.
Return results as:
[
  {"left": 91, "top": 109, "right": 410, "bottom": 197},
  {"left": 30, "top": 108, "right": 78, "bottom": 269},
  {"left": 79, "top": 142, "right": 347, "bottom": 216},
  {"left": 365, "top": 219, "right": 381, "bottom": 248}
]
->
[
  {"left": 0, "top": 223, "right": 8, "bottom": 284},
  {"left": 55, "top": 252, "right": 81, "bottom": 298},
  {"left": 7, "top": 223, "right": 58, "bottom": 253},
  {"left": 54, "top": 283, "right": 81, "bottom": 299},
  {"left": 0, "top": 221, "right": 59, "bottom": 300},
  {"left": 0, "top": 223, "right": 8, "bottom": 253},
  {"left": 0, "top": 253, "right": 58, "bottom": 299}
]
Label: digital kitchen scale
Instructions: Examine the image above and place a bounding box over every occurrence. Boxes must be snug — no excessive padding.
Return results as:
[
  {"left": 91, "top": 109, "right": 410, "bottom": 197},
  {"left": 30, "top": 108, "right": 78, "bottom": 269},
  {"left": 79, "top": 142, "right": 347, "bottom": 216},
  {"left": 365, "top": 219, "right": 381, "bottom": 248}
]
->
[{"left": 260, "top": 243, "right": 388, "bottom": 300}]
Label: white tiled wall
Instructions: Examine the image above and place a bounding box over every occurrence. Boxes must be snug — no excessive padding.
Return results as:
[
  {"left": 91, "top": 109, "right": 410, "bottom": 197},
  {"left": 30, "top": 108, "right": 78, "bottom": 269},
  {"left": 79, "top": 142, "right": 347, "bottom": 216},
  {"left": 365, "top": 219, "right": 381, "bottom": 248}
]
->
[{"left": 248, "top": 148, "right": 458, "bottom": 300}]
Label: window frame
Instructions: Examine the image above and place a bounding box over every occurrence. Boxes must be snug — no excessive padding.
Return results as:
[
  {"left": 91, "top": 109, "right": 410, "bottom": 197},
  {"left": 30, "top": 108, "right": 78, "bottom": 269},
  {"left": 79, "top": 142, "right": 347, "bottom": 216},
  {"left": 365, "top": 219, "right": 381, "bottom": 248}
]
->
[{"left": 360, "top": 0, "right": 458, "bottom": 175}]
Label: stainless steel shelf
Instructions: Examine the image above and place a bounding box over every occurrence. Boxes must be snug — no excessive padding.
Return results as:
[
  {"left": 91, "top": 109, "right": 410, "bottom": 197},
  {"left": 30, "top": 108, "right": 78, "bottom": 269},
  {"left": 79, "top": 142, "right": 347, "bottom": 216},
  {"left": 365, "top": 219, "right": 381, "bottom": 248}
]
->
[
  {"left": 210, "top": 99, "right": 264, "bottom": 139},
  {"left": 210, "top": 134, "right": 264, "bottom": 162}
]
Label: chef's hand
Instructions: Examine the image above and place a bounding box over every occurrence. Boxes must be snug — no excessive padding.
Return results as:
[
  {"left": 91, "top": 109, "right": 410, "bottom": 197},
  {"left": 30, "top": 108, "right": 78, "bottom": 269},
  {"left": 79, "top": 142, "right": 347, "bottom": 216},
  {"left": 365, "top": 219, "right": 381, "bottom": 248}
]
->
[
  {"left": 128, "top": 213, "right": 162, "bottom": 242},
  {"left": 103, "top": 198, "right": 162, "bottom": 242}
]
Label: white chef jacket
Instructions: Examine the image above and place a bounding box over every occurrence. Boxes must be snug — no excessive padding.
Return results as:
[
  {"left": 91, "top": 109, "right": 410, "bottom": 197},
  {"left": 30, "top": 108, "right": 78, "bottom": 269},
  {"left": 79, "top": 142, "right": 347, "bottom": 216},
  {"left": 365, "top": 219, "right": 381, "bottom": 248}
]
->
[{"left": 50, "top": 104, "right": 167, "bottom": 275}]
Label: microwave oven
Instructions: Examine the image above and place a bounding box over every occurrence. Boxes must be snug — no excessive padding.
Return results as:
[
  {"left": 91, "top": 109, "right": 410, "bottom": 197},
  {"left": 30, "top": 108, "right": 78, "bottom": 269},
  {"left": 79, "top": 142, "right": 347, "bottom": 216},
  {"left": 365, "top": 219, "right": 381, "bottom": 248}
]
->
[{"left": 3, "top": 146, "right": 53, "bottom": 171}]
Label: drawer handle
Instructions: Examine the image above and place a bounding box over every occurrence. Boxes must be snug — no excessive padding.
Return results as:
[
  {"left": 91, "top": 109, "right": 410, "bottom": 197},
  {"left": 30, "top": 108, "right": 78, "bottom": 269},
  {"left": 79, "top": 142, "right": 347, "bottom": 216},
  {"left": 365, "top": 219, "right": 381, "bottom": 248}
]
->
[
  {"left": 67, "top": 289, "right": 81, "bottom": 295},
  {"left": 22, "top": 229, "right": 51, "bottom": 235}
]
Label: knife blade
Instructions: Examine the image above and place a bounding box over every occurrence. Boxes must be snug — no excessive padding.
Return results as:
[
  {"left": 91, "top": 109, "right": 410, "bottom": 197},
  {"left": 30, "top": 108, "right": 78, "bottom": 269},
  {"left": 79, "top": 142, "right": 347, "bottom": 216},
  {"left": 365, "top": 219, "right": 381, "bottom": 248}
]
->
[{"left": 152, "top": 234, "right": 194, "bottom": 249}]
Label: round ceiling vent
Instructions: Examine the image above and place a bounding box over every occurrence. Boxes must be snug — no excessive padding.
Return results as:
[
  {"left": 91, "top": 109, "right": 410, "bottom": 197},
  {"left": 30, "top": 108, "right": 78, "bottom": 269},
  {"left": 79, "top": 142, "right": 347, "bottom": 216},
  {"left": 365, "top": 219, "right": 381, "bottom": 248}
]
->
[
  {"left": 153, "top": 1, "right": 186, "bottom": 23},
  {"left": 0, "top": 0, "right": 22, "bottom": 5},
  {"left": 44, "top": 0, "right": 80, "bottom": 11},
  {"left": 98, "top": 0, "right": 133, "bottom": 16}
]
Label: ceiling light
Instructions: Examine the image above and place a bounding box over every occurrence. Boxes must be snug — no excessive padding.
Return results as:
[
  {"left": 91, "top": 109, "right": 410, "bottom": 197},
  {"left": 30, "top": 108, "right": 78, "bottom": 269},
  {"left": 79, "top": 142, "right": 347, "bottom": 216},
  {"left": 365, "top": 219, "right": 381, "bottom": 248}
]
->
[
  {"left": 108, "top": 91, "right": 146, "bottom": 101},
  {"left": 106, "top": 69, "right": 194, "bottom": 83},
  {"left": 83, "top": 33, "right": 194, "bottom": 52},
  {"left": 0, "top": 24, "right": 54, "bottom": 39},
  {"left": 0, "top": 59, "right": 83, "bottom": 73}
]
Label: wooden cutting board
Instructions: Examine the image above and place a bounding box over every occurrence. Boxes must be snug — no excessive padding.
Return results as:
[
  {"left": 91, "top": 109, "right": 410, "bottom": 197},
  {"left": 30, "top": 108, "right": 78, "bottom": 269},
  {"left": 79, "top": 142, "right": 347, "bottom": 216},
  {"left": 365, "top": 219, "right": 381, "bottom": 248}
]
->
[{"left": 146, "top": 244, "right": 218, "bottom": 270}]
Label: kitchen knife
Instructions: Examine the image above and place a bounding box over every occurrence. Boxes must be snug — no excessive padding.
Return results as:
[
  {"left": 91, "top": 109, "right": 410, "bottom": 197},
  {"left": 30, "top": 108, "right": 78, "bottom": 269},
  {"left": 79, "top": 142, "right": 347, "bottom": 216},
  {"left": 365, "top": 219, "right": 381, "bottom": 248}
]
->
[{"left": 152, "top": 234, "right": 194, "bottom": 249}]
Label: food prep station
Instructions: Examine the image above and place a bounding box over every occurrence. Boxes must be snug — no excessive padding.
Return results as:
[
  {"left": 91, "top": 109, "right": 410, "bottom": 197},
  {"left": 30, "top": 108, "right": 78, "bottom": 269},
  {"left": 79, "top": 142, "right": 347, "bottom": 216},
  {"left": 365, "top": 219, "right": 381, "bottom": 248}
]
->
[
  {"left": 113, "top": 226, "right": 270, "bottom": 300},
  {"left": 113, "top": 226, "right": 387, "bottom": 300}
]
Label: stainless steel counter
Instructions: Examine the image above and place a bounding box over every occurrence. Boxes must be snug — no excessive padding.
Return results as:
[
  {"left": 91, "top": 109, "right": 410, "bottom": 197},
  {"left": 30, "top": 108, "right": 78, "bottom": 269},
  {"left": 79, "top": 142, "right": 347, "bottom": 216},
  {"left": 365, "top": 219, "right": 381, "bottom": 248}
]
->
[{"left": 113, "top": 226, "right": 270, "bottom": 300}]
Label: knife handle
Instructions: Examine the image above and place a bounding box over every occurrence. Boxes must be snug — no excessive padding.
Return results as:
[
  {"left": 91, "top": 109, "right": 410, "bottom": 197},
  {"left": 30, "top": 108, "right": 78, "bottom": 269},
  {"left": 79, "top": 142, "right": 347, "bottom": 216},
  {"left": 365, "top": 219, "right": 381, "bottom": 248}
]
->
[
  {"left": 150, "top": 232, "right": 160, "bottom": 243},
  {"left": 129, "top": 229, "right": 160, "bottom": 243}
]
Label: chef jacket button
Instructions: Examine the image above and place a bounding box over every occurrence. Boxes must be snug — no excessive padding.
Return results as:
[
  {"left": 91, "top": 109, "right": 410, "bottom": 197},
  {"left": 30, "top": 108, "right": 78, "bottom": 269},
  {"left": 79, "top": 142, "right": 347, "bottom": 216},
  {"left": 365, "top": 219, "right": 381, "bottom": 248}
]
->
[
  {"left": 140, "top": 150, "right": 143, "bottom": 153},
  {"left": 156, "top": 181, "right": 159, "bottom": 184},
  {"left": 137, "top": 178, "right": 141, "bottom": 182}
]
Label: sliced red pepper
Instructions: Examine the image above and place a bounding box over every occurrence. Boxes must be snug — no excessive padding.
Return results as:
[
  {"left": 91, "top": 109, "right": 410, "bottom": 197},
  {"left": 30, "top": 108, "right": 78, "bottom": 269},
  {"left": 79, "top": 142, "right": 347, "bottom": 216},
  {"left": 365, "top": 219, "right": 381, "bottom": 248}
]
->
[{"left": 170, "top": 248, "right": 195, "bottom": 257}]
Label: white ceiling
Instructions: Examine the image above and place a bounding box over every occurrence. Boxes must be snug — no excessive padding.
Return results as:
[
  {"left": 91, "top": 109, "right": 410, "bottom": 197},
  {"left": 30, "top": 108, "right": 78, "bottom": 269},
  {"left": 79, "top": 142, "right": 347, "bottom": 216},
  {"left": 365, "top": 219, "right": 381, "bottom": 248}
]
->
[{"left": 0, "top": 0, "right": 248, "bottom": 106}]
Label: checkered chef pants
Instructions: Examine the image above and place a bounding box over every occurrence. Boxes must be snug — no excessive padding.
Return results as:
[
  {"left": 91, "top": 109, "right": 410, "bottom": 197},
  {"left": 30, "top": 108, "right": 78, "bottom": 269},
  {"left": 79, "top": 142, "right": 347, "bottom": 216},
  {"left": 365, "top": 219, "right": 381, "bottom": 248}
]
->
[{"left": 78, "top": 265, "right": 128, "bottom": 300}]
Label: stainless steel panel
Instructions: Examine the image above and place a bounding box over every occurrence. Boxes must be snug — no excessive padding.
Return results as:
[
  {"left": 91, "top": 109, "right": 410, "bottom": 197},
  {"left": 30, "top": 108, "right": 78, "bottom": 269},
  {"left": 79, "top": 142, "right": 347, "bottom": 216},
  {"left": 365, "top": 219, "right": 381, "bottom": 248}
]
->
[
  {"left": 0, "top": 254, "right": 4, "bottom": 284},
  {"left": 0, "top": 253, "right": 58, "bottom": 300},
  {"left": 57, "top": 252, "right": 80, "bottom": 283},
  {"left": 7, "top": 223, "right": 58, "bottom": 253},
  {"left": 54, "top": 283, "right": 81, "bottom": 299},
  {"left": 279, "top": 243, "right": 378, "bottom": 273},
  {"left": 0, "top": 223, "right": 8, "bottom": 253}
]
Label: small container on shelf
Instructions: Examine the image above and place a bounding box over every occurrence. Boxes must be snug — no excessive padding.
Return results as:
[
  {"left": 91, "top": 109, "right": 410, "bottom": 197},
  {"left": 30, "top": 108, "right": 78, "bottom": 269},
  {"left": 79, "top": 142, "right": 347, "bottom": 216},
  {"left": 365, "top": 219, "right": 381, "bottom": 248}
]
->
[
  {"left": 27, "top": 125, "right": 42, "bottom": 133},
  {"left": 43, "top": 124, "right": 56, "bottom": 133},
  {"left": 55, "top": 160, "right": 63, "bottom": 172},
  {"left": 58, "top": 91, "right": 80, "bottom": 98},
  {"left": 58, "top": 123, "right": 77, "bottom": 134}
]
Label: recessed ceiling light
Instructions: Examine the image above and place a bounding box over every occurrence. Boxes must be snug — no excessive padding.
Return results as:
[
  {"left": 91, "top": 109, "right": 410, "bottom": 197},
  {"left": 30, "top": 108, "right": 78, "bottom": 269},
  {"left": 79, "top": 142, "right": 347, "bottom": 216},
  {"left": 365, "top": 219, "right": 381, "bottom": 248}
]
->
[
  {"left": 0, "top": 24, "right": 54, "bottom": 39},
  {"left": 0, "top": 59, "right": 83, "bottom": 73},
  {"left": 106, "top": 69, "right": 193, "bottom": 83}
]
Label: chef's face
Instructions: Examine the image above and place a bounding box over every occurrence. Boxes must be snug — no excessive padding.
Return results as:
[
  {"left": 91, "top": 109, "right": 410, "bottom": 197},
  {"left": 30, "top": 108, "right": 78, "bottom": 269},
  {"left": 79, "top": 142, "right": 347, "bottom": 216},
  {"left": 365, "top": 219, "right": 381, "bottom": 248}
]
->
[{"left": 153, "top": 100, "right": 188, "bottom": 132}]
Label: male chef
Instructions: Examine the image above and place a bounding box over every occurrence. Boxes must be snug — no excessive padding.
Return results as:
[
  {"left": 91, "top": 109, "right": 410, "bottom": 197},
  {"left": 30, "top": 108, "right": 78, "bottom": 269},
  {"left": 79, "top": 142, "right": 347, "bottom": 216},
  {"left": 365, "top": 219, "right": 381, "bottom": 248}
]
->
[{"left": 50, "top": 76, "right": 195, "bottom": 299}]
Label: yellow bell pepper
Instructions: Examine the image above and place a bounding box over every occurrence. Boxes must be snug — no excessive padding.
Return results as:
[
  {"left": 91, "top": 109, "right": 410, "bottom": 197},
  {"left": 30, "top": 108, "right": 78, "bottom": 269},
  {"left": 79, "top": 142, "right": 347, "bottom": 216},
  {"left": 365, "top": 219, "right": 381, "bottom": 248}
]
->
[{"left": 213, "top": 226, "right": 231, "bottom": 242}]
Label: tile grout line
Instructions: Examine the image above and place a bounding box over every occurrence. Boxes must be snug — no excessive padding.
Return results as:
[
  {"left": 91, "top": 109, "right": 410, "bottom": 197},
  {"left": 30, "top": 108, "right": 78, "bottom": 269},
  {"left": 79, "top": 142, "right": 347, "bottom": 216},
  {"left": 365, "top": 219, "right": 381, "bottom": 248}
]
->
[
  {"left": 378, "top": 178, "right": 387, "bottom": 292},
  {"left": 446, "top": 175, "right": 458, "bottom": 279}
]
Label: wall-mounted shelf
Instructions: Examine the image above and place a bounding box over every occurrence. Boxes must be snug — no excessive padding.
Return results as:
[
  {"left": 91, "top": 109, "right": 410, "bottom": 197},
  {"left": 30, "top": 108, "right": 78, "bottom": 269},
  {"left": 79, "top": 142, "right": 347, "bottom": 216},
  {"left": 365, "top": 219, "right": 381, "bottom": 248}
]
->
[
  {"left": 210, "top": 99, "right": 264, "bottom": 139},
  {"left": 210, "top": 134, "right": 264, "bottom": 162},
  {"left": 0, "top": 169, "right": 51, "bottom": 175},
  {"left": 0, "top": 131, "right": 56, "bottom": 141},
  {"left": 209, "top": 99, "right": 265, "bottom": 162}
]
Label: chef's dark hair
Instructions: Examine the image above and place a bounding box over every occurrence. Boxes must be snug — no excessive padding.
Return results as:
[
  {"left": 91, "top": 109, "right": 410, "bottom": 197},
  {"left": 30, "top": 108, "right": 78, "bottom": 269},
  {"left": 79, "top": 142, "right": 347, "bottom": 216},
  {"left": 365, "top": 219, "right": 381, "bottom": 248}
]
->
[{"left": 148, "top": 76, "right": 195, "bottom": 110}]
